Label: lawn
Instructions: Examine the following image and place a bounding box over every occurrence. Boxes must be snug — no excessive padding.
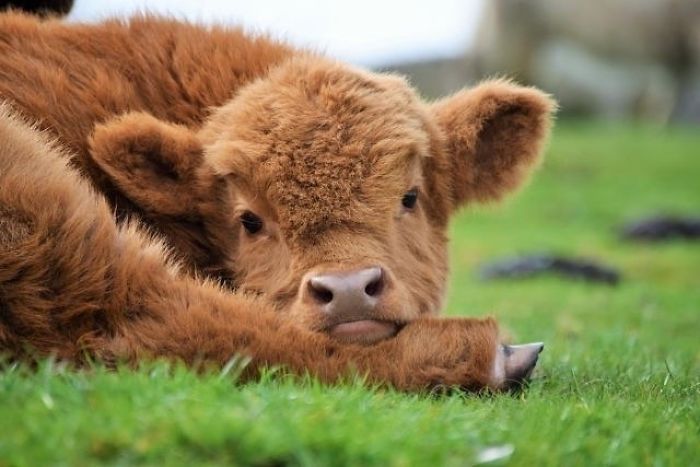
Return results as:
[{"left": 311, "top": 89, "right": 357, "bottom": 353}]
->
[{"left": 1, "top": 122, "right": 699, "bottom": 466}]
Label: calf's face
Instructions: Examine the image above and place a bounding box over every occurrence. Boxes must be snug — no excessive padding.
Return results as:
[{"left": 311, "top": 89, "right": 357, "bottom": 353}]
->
[
  {"left": 201, "top": 62, "right": 451, "bottom": 344},
  {"left": 92, "top": 57, "right": 554, "bottom": 345},
  {"left": 201, "top": 58, "right": 554, "bottom": 344}
]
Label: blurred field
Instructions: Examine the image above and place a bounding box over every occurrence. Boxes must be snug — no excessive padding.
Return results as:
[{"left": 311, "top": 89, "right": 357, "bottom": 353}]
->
[{"left": 1, "top": 122, "right": 699, "bottom": 466}]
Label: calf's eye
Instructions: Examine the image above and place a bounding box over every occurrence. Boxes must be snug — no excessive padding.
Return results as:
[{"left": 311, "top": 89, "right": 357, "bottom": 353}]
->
[
  {"left": 401, "top": 188, "right": 419, "bottom": 210},
  {"left": 240, "top": 211, "right": 263, "bottom": 234}
]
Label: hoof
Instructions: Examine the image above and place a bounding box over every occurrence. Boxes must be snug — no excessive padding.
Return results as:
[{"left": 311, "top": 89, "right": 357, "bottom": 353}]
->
[{"left": 491, "top": 342, "right": 544, "bottom": 390}]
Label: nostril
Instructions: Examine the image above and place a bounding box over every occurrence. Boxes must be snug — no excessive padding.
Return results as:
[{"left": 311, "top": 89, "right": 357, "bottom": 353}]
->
[
  {"left": 363, "top": 267, "right": 385, "bottom": 298},
  {"left": 308, "top": 279, "right": 334, "bottom": 305},
  {"left": 364, "top": 276, "right": 383, "bottom": 297}
]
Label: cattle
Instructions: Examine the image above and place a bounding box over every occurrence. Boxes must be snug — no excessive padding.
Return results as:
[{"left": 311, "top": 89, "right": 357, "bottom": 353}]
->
[{"left": 0, "top": 12, "right": 553, "bottom": 391}]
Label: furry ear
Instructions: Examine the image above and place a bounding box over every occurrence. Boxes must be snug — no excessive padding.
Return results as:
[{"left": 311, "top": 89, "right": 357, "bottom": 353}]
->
[
  {"left": 89, "top": 112, "right": 204, "bottom": 217},
  {"left": 429, "top": 80, "right": 556, "bottom": 208}
]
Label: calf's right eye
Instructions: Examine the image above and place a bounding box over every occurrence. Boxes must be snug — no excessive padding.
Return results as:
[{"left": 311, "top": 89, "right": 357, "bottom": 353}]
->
[
  {"left": 401, "top": 188, "right": 419, "bottom": 210},
  {"left": 240, "top": 211, "right": 264, "bottom": 234}
]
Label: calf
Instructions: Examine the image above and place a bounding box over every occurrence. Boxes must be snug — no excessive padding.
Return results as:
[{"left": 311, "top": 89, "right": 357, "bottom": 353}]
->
[{"left": 0, "top": 13, "right": 553, "bottom": 390}]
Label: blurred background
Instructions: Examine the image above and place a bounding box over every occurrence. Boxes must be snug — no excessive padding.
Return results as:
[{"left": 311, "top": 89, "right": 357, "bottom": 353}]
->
[{"left": 61, "top": 0, "right": 700, "bottom": 124}]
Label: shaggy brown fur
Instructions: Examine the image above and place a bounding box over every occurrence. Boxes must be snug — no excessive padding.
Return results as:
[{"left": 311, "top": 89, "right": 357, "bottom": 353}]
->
[
  {"left": 0, "top": 13, "right": 555, "bottom": 390},
  {"left": 0, "top": 106, "right": 503, "bottom": 390}
]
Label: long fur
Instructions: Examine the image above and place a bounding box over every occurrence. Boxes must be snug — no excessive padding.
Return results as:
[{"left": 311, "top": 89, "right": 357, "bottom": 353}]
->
[
  {"left": 0, "top": 105, "right": 500, "bottom": 391},
  {"left": 0, "top": 12, "right": 555, "bottom": 391}
]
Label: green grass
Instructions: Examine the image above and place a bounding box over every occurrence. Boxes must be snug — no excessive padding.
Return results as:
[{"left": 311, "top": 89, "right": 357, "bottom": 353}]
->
[{"left": 1, "top": 122, "right": 699, "bottom": 466}]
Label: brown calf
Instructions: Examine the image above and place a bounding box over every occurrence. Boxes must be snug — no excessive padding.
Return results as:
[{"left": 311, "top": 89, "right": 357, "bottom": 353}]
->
[{"left": 0, "top": 13, "right": 554, "bottom": 391}]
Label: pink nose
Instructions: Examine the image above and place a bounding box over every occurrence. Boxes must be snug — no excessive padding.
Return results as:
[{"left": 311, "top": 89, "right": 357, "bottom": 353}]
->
[{"left": 306, "top": 266, "right": 385, "bottom": 319}]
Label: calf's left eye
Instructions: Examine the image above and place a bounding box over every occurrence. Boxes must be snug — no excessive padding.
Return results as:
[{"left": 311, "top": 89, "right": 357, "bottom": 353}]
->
[
  {"left": 401, "top": 188, "right": 419, "bottom": 210},
  {"left": 240, "top": 211, "right": 264, "bottom": 234}
]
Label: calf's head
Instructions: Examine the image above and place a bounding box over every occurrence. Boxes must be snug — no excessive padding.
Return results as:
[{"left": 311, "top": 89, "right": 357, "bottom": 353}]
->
[{"left": 91, "top": 57, "right": 554, "bottom": 344}]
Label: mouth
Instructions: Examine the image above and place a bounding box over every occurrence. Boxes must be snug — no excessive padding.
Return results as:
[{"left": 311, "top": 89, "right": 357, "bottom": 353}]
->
[{"left": 327, "top": 319, "right": 400, "bottom": 345}]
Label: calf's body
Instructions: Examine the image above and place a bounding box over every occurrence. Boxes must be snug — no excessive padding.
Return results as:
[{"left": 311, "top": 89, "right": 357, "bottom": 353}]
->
[
  {"left": 0, "top": 13, "right": 554, "bottom": 390},
  {"left": 0, "top": 106, "right": 506, "bottom": 390}
]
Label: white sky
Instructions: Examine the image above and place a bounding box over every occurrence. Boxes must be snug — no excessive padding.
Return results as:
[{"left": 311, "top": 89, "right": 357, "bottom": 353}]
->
[{"left": 68, "top": 0, "right": 485, "bottom": 67}]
